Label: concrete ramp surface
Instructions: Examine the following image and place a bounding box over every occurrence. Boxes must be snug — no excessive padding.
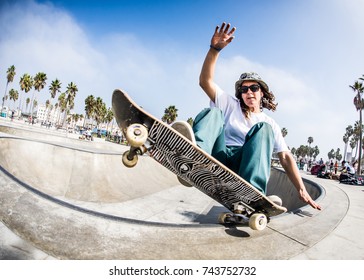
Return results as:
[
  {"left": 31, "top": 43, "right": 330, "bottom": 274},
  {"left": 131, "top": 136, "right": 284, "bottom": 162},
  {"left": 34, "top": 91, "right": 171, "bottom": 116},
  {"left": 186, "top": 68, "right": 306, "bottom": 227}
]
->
[
  {"left": 0, "top": 137, "right": 178, "bottom": 203},
  {"left": 1, "top": 123, "right": 360, "bottom": 260}
]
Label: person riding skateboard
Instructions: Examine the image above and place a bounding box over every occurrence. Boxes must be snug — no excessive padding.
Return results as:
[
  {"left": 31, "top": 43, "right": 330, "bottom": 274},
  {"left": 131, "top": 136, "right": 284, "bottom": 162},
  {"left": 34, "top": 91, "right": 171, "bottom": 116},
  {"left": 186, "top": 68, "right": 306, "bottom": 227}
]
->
[{"left": 174, "top": 22, "right": 321, "bottom": 210}]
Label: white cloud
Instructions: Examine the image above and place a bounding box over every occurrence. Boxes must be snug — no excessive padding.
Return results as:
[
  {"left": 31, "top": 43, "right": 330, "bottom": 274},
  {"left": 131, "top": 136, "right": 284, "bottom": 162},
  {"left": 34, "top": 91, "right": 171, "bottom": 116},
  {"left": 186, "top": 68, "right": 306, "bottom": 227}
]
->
[
  {"left": 0, "top": 0, "right": 109, "bottom": 112},
  {"left": 0, "top": 0, "right": 202, "bottom": 120}
]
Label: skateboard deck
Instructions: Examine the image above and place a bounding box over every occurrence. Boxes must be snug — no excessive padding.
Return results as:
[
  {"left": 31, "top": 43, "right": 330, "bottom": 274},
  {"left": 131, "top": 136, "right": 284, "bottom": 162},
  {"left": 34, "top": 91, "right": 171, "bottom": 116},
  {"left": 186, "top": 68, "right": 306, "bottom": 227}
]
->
[{"left": 112, "top": 89, "right": 287, "bottom": 230}]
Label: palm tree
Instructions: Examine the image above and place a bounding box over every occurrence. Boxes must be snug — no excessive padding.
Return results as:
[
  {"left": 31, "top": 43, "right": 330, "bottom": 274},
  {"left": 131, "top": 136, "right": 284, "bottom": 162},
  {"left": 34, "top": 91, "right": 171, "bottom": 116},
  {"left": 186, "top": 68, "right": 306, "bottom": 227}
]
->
[
  {"left": 313, "top": 146, "right": 320, "bottom": 160},
  {"left": 350, "top": 79, "right": 364, "bottom": 174},
  {"left": 57, "top": 92, "right": 67, "bottom": 126},
  {"left": 350, "top": 136, "right": 357, "bottom": 156},
  {"left": 352, "top": 121, "right": 362, "bottom": 160},
  {"left": 19, "top": 74, "right": 33, "bottom": 114},
  {"left": 30, "top": 72, "right": 47, "bottom": 119},
  {"left": 25, "top": 97, "right": 30, "bottom": 113},
  {"left": 69, "top": 113, "right": 82, "bottom": 130},
  {"left": 328, "top": 149, "right": 335, "bottom": 161},
  {"left": 281, "top": 128, "right": 288, "bottom": 137},
  {"left": 307, "top": 136, "right": 314, "bottom": 160},
  {"left": 360, "top": 74, "right": 364, "bottom": 86},
  {"left": 187, "top": 117, "right": 194, "bottom": 127},
  {"left": 335, "top": 148, "right": 342, "bottom": 162},
  {"left": 291, "top": 147, "right": 297, "bottom": 157},
  {"left": 296, "top": 145, "right": 309, "bottom": 159},
  {"left": 2, "top": 65, "right": 16, "bottom": 109},
  {"left": 105, "top": 107, "right": 114, "bottom": 134},
  {"left": 62, "top": 82, "right": 78, "bottom": 127},
  {"left": 162, "top": 105, "right": 178, "bottom": 124},
  {"left": 8, "top": 89, "right": 19, "bottom": 110},
  {"left": 33, "top": 99, "right": 38, "bottom": 111},
  {"left": 49, "top": 79, "right": 62, "bottom": 100},
  {"left": 84, "top": 95, "right": 96, "bottom": 128},
  {"left": 45, "top": 99, "right": 50, "bottom": 112},
  {"left": 343, "top": 134, "right": 349, "bottom": 159},
  {"left": 343, "top": 125, "right": 353, "bottom": 161},
  {"left": 94, "top": 97, "right": 107, "bottom": 127},
  {"left": 48, "top": 79, "right": 62, "bottom": 123}
]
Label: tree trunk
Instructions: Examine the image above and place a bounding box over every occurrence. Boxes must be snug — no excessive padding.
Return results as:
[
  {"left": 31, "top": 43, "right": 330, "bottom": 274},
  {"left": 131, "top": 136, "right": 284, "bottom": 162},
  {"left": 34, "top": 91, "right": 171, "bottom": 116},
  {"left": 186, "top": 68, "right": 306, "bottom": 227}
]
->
[
  {"left": 2, "top": 82, "right": 9, "bottom": 109},
  {"left": 358, "top": 108, "right": 362, "bottom": 174}
]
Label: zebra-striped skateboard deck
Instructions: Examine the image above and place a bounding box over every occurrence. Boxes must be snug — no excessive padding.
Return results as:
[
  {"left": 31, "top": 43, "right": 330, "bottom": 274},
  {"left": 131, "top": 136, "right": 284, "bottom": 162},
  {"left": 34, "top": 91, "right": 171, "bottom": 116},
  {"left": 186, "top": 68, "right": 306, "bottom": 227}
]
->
[{"left": 112, "top": 89, "right": 287, "bottom": 229}]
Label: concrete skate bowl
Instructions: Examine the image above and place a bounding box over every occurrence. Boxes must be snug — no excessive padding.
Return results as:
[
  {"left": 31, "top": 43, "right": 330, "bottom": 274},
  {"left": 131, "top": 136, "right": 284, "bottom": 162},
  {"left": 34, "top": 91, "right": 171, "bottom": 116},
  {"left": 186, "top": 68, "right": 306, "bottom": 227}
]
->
[
  {"left": 0, "top": 133, "right": 329, "bottom": 259},
  {"left": 0, "top": 134, "right": 323, "bottom": 225},
  {"left": 0, "top": 136, "right": 187, "bottom": 221}
]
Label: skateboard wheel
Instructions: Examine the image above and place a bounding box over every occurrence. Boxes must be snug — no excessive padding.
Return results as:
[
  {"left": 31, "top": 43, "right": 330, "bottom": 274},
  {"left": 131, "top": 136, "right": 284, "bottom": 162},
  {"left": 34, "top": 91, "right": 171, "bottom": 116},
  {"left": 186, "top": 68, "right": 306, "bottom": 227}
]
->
[
  {"left": 122, "top": 150, "right": 138, "bottom": 168},
  {"left": 218, "top": 212, "right": 234, "bottom": 224},
  {"left": 249, "top": 213, "right": 268, "bottom": 231},
  {"left": 126, "top": 124, "right": 148, "bottom": 147}
]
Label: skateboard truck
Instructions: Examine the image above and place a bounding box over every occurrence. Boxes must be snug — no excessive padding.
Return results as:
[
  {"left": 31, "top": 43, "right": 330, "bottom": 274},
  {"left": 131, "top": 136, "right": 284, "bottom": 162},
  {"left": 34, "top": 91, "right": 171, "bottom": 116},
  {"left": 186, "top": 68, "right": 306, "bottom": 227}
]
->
[
  {"left": 233, "top": 202, "right": 247, "bottom": 214},
  {"left": 218, "top": 202, "right": 269, "bottom": 231},
  {"left": 122, "top": 123, "right": 149, "bottom": 168},
  {"left": 122, "top": 145, "right": 148, "bottom": 168}
]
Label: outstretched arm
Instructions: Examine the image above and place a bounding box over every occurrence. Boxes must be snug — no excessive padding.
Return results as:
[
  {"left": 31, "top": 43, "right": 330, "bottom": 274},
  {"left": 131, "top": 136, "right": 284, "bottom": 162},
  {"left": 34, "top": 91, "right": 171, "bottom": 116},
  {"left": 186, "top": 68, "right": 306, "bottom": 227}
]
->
[
  {"left": 278, "top": 151, "right": 322, "bottom": 210},
  {"left": 199, "top": 22, "right": 236, "bottom": 102}
]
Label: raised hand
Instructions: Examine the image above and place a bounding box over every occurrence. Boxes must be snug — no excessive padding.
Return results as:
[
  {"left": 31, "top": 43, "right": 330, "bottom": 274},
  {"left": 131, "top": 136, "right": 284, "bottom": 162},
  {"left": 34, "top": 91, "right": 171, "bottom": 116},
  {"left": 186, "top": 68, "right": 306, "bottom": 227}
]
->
[{"left": 210, "top": 22, "right": 236, "bottom": 51}]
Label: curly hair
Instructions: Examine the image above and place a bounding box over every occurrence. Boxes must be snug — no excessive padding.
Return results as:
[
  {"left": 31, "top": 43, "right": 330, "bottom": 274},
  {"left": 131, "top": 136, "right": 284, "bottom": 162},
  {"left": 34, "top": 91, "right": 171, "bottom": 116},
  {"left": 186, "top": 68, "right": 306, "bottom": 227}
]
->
[{"left": 235, "top": 83, "right": 278, "bottom": 118}]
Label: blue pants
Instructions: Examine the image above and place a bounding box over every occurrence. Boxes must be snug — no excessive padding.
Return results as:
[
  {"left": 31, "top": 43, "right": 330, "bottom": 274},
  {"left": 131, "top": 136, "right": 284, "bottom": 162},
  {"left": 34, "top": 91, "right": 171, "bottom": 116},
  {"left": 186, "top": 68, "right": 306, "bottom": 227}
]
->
[{"left": 193, "top": 108, "right": 274, "bottom": 194}]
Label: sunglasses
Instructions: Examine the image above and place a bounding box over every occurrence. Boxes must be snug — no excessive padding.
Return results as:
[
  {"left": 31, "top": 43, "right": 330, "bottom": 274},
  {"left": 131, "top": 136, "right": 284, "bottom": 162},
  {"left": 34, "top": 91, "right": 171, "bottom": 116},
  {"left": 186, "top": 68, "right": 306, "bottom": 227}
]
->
[{"left": 240, "top": 84, "right": 260, "bottom": 94}]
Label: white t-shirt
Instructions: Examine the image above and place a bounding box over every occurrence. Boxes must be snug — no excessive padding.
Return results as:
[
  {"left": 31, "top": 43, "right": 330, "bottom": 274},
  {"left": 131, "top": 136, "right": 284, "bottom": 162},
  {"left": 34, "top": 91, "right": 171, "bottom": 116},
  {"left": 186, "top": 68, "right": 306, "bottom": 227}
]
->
[
  {"left": 344, "top": 162, "right": 355, "bottom": 174},
  {"left": 210, "top": 85, "right": 289, "bottom": 153}
]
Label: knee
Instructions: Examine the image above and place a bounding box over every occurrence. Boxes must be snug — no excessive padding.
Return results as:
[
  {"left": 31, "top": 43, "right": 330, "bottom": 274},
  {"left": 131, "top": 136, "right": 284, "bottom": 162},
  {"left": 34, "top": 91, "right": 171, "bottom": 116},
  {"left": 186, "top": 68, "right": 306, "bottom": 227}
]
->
[
  {"left": 193, "top": 107, "right": 223, "bottom": 126},
  {"left": 258, "top": 122, "right": 274, "bottom": 136},
  {"left": 246, "top": 122, "right": 274, "bottom": 142},
  {"left": 252, "top": 122, "right": 273, "bottom": 134}
]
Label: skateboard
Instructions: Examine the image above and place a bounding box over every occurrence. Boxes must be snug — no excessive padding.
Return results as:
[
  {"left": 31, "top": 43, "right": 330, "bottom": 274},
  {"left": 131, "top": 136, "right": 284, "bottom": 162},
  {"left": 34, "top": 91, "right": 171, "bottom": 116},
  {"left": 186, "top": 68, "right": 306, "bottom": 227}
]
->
[{"left": 112, "top": 89, "right": 287, "bottom": 230}]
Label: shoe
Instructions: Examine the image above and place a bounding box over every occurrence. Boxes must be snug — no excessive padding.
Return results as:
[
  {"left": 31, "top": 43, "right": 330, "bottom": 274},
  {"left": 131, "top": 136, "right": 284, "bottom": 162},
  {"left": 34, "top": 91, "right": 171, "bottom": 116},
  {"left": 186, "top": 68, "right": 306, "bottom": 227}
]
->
[
  {"left": 267, "top": 195, "right": 282, "bottom": 206},
  {"left": 171, "top": 121, "right": 196, "bottom": 145},
  {"left": 171, "top": 121, "right": 195, "bottom": 187}
]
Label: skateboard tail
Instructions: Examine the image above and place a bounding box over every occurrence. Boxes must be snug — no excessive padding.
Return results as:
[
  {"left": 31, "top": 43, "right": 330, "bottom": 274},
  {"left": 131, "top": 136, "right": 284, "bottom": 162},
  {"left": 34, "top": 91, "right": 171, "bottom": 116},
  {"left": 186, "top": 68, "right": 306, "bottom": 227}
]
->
[{"left": 112, "top": 90, "right": 154, "bottom": 135}]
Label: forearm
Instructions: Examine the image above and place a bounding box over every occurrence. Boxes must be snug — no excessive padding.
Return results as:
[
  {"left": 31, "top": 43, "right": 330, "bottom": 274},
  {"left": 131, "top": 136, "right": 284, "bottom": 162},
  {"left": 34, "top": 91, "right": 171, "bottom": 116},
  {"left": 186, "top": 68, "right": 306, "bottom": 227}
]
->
[
  {"left": 279, "top": 151, "right": 322, "bottom": 210},
  {"left": 199, "top": 22, "right": 236, "bottom": 101},
  {"left": 199, "top": 48, "right": 219, "bottom": 101},
  {"left": 278, "top": 152, "right": 305, "bottom": 192}
]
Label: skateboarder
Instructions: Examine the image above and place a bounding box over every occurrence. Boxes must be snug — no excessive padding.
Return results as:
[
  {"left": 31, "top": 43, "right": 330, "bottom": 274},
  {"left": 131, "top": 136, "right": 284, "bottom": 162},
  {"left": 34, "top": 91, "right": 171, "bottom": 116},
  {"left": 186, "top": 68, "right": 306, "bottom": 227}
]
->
[{"left": 174, "top": 22, "right": 321, "bottom": 210}]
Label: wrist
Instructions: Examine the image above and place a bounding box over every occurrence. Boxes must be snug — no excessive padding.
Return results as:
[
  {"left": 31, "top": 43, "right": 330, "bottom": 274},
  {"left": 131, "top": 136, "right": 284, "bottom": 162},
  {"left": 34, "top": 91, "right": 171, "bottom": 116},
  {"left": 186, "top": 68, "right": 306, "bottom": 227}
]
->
[{"left": 210, "top": 45, "right": 222, "bottom": 52}]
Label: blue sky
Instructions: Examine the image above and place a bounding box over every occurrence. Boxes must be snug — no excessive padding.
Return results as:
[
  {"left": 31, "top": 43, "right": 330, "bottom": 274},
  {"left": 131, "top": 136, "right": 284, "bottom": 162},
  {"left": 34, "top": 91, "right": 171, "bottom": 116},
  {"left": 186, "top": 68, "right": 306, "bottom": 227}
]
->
[{"left": 1, "top": 0, "right": 363, "bottom": 160}]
